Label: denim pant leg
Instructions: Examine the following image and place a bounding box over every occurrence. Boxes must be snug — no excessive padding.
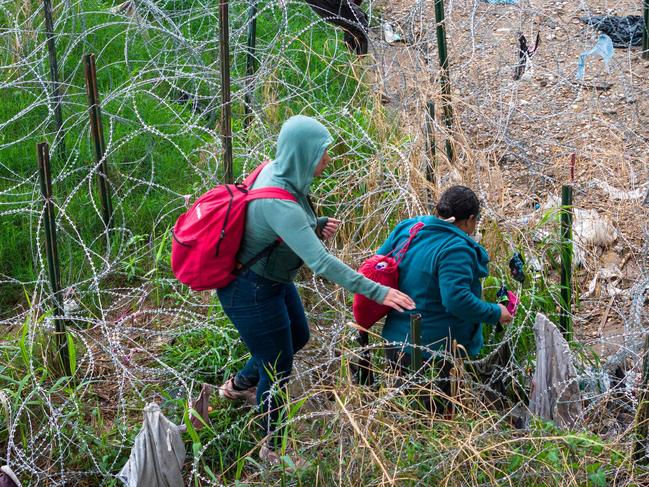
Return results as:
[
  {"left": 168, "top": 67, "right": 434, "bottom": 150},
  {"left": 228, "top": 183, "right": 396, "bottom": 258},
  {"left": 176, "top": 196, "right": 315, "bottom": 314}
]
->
[
  {"left": 232, "top": 282, "right": 309, "bottom": 389},
  {"left": 285, "top": 283, "right": 309, "bottom": 354},
  {"left": 218, "top": 270, "right": 303, "bottom": 443},
  {"left": 235, "top": 357, "right": 259, "bottom": 389},
  {"left": 218, "top": 274, "right": 260, "bottom": 388},
  {"left": 228, "top": 284, "right": 310, "bottom": 388}
]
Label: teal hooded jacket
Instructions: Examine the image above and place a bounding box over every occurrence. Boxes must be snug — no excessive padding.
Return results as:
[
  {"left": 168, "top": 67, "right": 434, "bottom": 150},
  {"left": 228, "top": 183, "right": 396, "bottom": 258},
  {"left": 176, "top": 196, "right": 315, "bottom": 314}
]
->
[
  {"left": 377, "top": 216, "right": 501, "bottom": 357},
  {"left": 237, "top": 115, "right": 389, "bottom": 303}
]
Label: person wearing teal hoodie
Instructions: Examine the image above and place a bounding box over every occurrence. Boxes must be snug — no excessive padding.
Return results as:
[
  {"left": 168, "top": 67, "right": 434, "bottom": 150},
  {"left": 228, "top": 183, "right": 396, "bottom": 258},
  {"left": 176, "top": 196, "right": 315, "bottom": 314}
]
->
[
  {"left": 216, "top": 115, "right": 415, "bottom": 463},
  {"left": 376, "top": 186, "right": 512, "bottom": 370}
]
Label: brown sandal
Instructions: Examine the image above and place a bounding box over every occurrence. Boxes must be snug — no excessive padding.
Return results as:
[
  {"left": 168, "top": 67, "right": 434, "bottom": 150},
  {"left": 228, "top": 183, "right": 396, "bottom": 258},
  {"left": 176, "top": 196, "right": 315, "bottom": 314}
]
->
[{"left": 218, "top": 377, "right": 257, "bottom": 405}]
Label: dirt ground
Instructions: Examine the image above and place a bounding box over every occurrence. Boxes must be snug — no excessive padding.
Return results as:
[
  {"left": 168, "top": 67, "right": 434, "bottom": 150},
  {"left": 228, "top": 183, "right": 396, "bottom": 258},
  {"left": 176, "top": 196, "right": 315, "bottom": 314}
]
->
[{"left": 365, "top": 0, "right": 649, "bottom": 357}]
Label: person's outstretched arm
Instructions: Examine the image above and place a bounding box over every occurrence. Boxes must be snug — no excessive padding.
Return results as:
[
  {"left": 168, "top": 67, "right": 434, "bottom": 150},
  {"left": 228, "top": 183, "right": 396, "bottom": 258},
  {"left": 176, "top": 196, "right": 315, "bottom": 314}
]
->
[
  {"left": 438, "top": 246, "right": 501, "bottom": 324},
  {"left": 262, "top": 200, "right": 414, "bottom": 311}
]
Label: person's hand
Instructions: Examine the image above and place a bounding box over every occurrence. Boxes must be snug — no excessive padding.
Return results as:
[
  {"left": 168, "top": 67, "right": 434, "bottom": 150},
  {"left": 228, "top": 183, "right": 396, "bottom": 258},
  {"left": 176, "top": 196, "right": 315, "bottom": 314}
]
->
[
  {"left": 498, "top": 304, "right": 513, "bottom": 324},
  {"left": 320, "top": 218, "right": 342, "bottom": 240},
  {"left": 382, "top": 288, "right": 416, "bottom": 312}
]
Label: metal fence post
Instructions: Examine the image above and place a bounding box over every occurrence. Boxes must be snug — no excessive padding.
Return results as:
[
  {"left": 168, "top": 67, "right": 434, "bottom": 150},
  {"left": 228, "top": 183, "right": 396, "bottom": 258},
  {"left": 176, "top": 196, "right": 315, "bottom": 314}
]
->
[
  {"left": 83, "top": 54, "right": 113, "bottom": 231},
  {"left": 37, "top": 142, "right": 71, "bottom": 376},
  {"left": 219, "top": 0, "right": 233, "bottom": 183},
  {"left": 560, "top": 185, "right": 573, "bottom": 340},
  {"left": 433, "top": 0, "right": 455, "bottom": 163},
  {"left": 410, "top": 313, "right": 423, "bottom": 371},
  {"left": 244, "top": 0, "right": 258, "bottom": 129},
  {"left": 42, "top": 0, "right": 66, "bottom": 160}
]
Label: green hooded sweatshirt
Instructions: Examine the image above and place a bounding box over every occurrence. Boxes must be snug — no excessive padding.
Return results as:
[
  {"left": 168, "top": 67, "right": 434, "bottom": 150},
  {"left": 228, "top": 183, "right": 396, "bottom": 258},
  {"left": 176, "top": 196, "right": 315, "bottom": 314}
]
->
[{"left": 237, "top": 115, "right": 389, "bottom": 303}]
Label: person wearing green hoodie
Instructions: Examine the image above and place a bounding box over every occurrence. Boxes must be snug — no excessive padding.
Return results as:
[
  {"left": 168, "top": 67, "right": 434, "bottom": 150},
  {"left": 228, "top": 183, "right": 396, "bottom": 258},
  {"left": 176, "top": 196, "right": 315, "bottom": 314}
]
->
[
  {"left": 216, "top": 115, "right": 415, "bottom": 464},
  {"left": 376, "top": 186, "right": 512, "bottom": 377}
]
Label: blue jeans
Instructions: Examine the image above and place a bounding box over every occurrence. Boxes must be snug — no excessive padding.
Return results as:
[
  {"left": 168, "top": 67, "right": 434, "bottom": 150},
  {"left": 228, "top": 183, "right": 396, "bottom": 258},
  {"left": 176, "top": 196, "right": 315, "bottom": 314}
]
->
[{"left": 217, "top": 269, "right": 310, "bottom": 442}]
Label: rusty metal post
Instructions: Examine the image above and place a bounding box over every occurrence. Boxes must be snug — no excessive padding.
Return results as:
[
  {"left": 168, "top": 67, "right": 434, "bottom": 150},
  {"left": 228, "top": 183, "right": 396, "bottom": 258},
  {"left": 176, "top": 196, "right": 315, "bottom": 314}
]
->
[
  {"left": 42, "top": 0, "right": 66, "bottom": 160},
  {"left": 433, "top": 0, "right": 455, "bottom": 163},
  {"left": 219, "top": 0, "right": 233, "bottom": 183},
  {"left": 83, "top": 54, "right": 113, "bottom": 230},
  {"left": 244, "top": 0, "right": 258, "bottom": 129}
]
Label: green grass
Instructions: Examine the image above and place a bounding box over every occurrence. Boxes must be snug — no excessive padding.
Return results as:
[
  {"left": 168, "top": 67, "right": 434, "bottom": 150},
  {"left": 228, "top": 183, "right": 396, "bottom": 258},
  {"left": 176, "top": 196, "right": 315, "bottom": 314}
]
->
[{"left": 0, "top": 0, "right": 381, "bottom": 314}]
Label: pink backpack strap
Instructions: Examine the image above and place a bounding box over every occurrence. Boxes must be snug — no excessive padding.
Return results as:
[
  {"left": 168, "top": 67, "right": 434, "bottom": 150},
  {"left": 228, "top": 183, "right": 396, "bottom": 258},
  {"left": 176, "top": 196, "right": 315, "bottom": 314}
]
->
[
  {"left": 243, "top": 160, "right": 271, "bottom": 186},
  {"left": 394, "top": 222, "right": 425, "bottom": 265},
  {"left": 247, "top": 187, "right": 297, "bottom": 202},
  {"left": 242, "top": 161, "right": 297, "bottom": 203}
]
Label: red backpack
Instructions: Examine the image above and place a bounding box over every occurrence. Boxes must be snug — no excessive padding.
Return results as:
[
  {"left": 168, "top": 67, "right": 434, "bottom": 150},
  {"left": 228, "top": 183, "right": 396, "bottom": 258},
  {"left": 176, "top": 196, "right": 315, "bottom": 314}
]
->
[
  {"left": 171, "top": 161, "right": 296, "bottom": 291},
  {"left": 353, "top": 222, "right": 424, "bottom": 329}
]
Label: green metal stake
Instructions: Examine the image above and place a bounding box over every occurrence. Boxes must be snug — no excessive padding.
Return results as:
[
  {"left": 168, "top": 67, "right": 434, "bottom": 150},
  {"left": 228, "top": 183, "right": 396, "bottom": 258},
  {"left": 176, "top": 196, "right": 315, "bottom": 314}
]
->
[
  {"left": 560, "top": 184, "right": 573, "bottom": 341},
  {"left": 433, "top": 0, "right": 455, "bottom": 163},
  {"left": 424, "top": 101, "right": 436, "bottom": 210},
  {"left": 633, "top": 333, "right": 649, "bottom": 463},
  {"left": 42, "top": 0, "right": 66, "bottom": 161},
  {"left": 410, "top": 313, "right": 423, "bottom": 371},
  {"left": 643, "top": 0, "right": 649, "bottom": 60},
  {"left": 244, "top": 0, "right": 257, "bottom": 129},
  {"left": 37, "top": 142, "right": 71, "bottom": 377},
  {"left": 83, "top": 54, "right": 113, "bottom": 231},
  {"left": 219, "top": 0, "right": 233, "bottom": 183}
]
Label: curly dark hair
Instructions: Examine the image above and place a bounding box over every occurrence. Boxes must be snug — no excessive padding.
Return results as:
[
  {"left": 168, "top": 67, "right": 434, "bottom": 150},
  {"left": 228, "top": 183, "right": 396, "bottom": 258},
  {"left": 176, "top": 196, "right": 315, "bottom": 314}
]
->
[{"left": 436, "top": 186, "right": 480, "bottom": 222}]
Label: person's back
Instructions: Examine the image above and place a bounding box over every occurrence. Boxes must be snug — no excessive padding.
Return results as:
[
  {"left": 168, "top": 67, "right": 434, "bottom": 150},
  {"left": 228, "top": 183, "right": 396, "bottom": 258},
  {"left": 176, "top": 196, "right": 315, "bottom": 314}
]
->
[
  {"left": 237, "top": 118, "right": 325, "bottom": 283},
  {"left": 377, "top": 187, "right": 511, "bottom": 359}
]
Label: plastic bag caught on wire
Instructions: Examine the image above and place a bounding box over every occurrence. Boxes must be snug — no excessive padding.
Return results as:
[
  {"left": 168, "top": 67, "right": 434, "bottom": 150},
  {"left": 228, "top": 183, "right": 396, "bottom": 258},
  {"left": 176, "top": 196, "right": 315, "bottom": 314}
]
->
[
  {"left": 528, "top": 313, "right": 582, "bottom": 427},
  {"left": 117, "top": 403, "right": 186, "bottom": 487},
  {"left": 576, "top": 34, "right": 614, "bottom": 80}
]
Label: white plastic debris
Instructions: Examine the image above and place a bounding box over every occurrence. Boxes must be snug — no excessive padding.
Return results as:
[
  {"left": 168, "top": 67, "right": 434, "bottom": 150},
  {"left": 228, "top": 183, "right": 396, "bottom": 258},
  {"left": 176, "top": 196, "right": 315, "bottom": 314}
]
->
[
  {"left": 109, "top": 1, "right": 136, "bottom": 16},
  {"left": 573, "top": 207, "right": 617, "bottom": 248},
  {"left": 63, "top": 287, "right": 80, "bottom": 314},
  {"left": 529, "top": 313, "right": 582, "bottom": 427},
  {"left": 439, "top": 166, "right": 463, "bottom": 188},
  {"left": 0, "top": 466, "right": 21, "bottom": 487},
  {"left": 382, "top": 22, "right": 403, "bottom": 44},
  {"left": 527, "top": 255, "right": 543, "bottom": 272},
  {"left": 536, "top": 195, "right": 617, "bottom": 266},
  {"left": 591, "top": 178, "right": 647, "bottom": 200},
  {"left": 581, "top": 263, "right": 625, "bottom": 299},
  {"left": 579, "top": 366, "right": 611, "bottom": 396},
  {"left": 117, "top": 403, "right": 186, "bottom": 487}
]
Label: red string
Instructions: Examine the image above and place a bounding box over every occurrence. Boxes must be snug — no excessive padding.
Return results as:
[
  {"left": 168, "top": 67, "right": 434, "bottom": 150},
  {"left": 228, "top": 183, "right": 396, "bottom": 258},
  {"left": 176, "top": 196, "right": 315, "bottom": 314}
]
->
[{"left": 570, "top": 153, "right": 576, "bottom": 182}]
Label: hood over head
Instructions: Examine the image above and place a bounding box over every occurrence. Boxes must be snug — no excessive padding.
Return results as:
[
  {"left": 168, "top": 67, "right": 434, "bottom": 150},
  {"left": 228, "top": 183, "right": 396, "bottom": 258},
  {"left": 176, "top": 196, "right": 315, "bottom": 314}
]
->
[{"left": 273, "top": 115, "right": 333, "bottom": 195}]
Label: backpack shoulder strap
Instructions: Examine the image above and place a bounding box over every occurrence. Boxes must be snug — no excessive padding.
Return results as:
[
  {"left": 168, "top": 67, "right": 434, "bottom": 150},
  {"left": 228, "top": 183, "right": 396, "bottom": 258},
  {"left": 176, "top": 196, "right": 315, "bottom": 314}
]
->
[
  {"left": 394, "top": 221, "right": 425, "bottom": 265},
  {"left": 247, "top": 187, "right": 297, "bottom": 202},
  {"left": 242, "top": 160, "right": 271, "bottom": 186}
]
